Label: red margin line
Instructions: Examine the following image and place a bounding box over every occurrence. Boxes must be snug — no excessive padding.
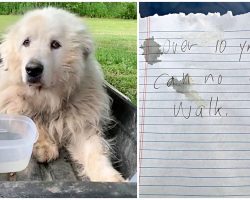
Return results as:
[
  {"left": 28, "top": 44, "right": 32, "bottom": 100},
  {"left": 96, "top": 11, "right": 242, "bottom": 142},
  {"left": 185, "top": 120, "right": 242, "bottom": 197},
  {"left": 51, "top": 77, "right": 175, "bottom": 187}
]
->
[{"left": 139, "top": 16, "right": 150, "bottom": 185}]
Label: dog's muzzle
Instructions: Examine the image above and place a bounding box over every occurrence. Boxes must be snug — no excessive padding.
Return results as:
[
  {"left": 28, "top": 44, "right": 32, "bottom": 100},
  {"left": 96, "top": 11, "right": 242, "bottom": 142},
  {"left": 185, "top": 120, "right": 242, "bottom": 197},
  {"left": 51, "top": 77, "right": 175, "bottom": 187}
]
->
[{"left": 25, "top": 60, "right": 43, "bottom": 83}]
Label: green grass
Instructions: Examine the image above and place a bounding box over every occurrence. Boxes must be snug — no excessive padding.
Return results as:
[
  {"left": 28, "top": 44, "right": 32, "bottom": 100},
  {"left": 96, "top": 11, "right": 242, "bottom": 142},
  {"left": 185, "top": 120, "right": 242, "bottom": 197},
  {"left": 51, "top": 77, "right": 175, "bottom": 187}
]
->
[{"left": 0, "top": 16, "right": 137, "bottom": 104}]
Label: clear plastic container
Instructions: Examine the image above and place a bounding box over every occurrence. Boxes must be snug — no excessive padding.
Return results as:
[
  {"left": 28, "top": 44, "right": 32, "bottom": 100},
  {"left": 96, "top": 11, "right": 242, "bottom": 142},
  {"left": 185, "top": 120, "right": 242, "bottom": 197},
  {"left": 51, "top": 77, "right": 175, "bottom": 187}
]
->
[{"left": 0, "top": 114, "right": 38, "bottom": 173}]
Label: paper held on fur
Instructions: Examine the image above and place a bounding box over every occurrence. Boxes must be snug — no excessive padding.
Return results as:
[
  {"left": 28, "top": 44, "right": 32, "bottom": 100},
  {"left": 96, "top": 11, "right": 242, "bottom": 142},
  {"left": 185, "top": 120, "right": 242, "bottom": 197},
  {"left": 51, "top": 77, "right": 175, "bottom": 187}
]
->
[{"left": 139, "top": 12, "right": 250, "bottom": 197}]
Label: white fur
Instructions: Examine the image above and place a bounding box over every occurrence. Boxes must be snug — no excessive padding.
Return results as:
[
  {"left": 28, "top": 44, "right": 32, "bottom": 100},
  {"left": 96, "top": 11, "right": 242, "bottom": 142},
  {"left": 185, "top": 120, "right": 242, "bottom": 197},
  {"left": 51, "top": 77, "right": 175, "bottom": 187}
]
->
[{"left": 0, "top": 7, "right": 124, "bottom": 182}]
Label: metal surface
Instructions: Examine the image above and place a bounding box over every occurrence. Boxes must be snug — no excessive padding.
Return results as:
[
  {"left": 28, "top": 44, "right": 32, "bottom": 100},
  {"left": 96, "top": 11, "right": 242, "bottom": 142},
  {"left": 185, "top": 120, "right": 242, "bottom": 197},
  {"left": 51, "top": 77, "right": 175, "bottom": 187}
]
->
[{"left": 0, "top": 182, "right": 137, "bottom": 198}]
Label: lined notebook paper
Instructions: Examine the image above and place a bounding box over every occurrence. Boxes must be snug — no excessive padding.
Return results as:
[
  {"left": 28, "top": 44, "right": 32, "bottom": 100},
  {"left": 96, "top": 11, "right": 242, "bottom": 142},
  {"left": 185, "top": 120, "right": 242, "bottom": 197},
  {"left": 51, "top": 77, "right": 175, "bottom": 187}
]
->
[{"left": 139, "top": 12, "right": 250, "bottom": 197}]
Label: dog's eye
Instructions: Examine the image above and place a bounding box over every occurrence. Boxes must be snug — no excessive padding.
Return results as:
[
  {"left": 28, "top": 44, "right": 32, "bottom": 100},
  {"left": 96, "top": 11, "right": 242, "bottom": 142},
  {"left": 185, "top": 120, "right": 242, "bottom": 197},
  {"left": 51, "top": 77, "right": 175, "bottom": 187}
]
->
[
  {"left": 51, "top": 40, "right": 61, "bottom": 50},
  {"left": 23, "top": 38, "right": 30, "bottom": 47}
]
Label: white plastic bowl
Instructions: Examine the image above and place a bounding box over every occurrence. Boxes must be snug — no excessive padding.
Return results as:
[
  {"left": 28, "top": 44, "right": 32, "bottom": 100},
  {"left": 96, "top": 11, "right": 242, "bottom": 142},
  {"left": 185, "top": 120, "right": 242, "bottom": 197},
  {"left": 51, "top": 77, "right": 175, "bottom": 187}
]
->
[{"left": 0, "top": 114, "right": 38, "bottom": 173}]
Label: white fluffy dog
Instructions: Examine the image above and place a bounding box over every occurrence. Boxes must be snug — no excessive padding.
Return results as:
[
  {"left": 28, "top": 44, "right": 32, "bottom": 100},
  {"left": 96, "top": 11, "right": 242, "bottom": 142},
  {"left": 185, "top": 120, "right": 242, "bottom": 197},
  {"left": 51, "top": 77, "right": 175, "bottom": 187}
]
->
[{"left": 0, "top": 7, "right": 124, "bottom": 182}]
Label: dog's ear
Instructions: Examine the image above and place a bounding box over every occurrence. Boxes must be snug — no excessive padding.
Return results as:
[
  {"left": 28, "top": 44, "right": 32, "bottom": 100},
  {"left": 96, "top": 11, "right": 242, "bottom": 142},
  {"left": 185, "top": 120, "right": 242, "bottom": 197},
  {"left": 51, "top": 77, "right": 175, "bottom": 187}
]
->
[
  {"left": 82, "top": 34, "right": 94, "bottom": 60},
  {"left": 0, "top": 42, "right": 7, "bottom": 71},
  {"left": 0, "top": 42, "right": 6, "bottom": 70},
  {"left": 0, "top": 43, "right": 2, "bottom": 66},
  {"left": 73, "top": 19, "right": 94, "bottom": 59},
  {"left": 76, "top": 26, "right": 94, "bottom": 59}
]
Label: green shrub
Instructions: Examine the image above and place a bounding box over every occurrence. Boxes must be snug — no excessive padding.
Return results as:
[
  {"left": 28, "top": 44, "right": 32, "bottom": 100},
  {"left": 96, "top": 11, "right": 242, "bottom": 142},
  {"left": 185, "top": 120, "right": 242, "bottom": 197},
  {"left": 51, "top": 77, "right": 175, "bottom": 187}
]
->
[{"left": 0, "top": 2, "right": 136, "bottom": 19}]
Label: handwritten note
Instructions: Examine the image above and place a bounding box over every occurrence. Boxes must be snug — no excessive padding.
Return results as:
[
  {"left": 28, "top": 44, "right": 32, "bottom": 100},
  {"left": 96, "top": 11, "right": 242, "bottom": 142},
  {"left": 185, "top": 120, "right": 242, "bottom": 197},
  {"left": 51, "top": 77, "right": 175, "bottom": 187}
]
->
[{"left": 139, "top": 12, "right": 250, "bottom": 197}]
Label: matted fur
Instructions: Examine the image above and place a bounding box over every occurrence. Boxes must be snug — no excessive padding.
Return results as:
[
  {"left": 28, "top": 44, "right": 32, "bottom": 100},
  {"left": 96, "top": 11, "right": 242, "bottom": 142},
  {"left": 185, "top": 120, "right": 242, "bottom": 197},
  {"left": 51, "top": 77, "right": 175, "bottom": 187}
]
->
[{"left": 0, "top": 7, "right": 124, "bottom": 182}]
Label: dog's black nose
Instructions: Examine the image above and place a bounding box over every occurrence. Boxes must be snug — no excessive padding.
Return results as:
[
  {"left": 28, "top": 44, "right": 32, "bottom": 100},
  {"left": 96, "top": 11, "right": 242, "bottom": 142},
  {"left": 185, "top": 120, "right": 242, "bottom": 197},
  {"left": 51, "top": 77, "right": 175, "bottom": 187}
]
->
[{"left": 25, "top": 60, "right": 44, "bottom": 78}]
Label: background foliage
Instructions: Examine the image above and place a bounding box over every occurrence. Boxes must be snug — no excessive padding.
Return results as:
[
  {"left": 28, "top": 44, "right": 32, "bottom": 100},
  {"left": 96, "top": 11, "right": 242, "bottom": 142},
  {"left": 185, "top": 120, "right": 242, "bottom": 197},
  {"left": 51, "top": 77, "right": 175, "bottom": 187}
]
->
[{"left": 0, "top": 2, "right": 136, "bottom": 19}]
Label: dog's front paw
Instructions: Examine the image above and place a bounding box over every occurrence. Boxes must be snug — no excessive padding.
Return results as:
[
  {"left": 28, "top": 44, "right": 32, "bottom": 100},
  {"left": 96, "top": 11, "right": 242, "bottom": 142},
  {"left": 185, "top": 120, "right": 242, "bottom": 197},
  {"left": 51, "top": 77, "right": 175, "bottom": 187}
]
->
[
  {"left": 33, "top": 141, "right": 59, "bottom": 163},
  {"left": 105, "top": 173, "right": 126, "bottom": 182},
  {"left": 90, "top": 168, "right": 125, "bottom": 182}
]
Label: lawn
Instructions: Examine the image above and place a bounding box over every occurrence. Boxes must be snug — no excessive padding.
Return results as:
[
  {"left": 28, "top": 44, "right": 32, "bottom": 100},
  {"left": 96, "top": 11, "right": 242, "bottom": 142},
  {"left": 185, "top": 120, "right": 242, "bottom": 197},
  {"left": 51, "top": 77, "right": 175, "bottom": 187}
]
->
[{"left": 0, "top": 16, "right": 137, "bottom": 104}]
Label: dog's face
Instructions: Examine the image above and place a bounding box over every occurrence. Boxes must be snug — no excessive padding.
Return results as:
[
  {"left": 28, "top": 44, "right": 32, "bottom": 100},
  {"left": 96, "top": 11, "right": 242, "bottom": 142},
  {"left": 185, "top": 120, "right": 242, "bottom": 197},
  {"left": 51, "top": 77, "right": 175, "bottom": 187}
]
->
[
  {"left": 19, "top": 16, "right": 64, "bottom": 87},
  {"left": 2, "top": 8, "right": 93, "bottom": 90}
]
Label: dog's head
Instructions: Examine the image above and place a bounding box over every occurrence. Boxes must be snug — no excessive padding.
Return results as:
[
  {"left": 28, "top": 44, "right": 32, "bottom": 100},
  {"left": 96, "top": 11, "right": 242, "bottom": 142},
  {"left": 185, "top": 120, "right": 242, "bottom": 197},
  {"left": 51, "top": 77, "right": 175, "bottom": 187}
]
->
[{"left": 1, "top": 7, "right": 93, "bottom": 90}]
